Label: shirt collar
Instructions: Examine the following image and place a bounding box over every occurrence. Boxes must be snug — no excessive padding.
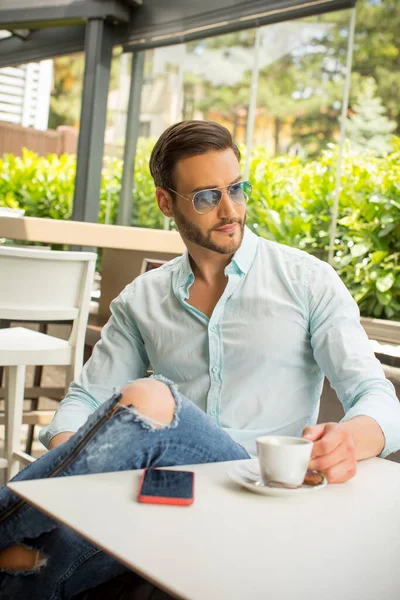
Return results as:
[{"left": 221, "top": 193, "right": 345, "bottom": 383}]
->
[
  {"left": 175, "top": 225, "right": 259, "bottom": 295},
  {"left": 229, "top": 225, "right": 259, "bottom": 275},
  {"left": 178, "top": 251, "right": 194, "bottom": 297}
]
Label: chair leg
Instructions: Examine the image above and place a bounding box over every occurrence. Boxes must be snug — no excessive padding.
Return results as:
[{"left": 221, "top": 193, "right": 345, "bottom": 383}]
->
[
  {"left": 5, "top": 365, "right": 26, "bottom": 481},
  {"left": 25, "top": 368, "right": 42, "bottom": 455},
  {"left": 25, "top": 323, "right": 47, "bottom": 455},
  {"left": 0, "top": 319, "right": 11, "bottom": 388}
]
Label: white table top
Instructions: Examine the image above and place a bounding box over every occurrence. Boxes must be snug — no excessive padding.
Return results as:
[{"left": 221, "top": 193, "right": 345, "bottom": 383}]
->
[{"left": 8, "top": 458, "right": 400, "bottom": 600}]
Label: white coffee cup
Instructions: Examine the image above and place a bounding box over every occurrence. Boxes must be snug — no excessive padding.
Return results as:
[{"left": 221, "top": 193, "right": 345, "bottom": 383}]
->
[{"left": 256, "top": 435, "right": 313, "bottom": 487}]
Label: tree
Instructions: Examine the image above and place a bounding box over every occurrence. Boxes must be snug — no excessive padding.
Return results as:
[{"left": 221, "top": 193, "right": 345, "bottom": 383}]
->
[
  {"left": 346, "top": 77, "right": 396, "bottom": 154},
  {"left": 290, "top": 0, "right": 400, "bottom": 154},
  {"left": 48, "top": 54, "right": 84, "bottom": 129},
  {"left": 183, "top": 0, "right": 400, "bottom": 158},
  {"left": 183, "top": 32, "right": 255, "bottom": 141},
  {"left": 48, "top": 48, "right": 123, "bottom": 130},
  {"left": 349, "top": 0, "right": 400, "bottom": 132}
]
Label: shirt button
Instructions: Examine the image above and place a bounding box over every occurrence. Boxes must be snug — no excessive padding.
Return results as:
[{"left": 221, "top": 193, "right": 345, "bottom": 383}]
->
[
  {"left": 210, "top": 326, "right": 216, "bottom": 333},
  {"left": 212, "top": 366, "right": 219, "bottom": 373},
  {"left": 210, "top": 409, "right": 217, "bottom": 416}
]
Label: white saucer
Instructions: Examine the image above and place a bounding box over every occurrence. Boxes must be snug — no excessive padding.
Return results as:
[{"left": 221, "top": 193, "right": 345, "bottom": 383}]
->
[{"left": 227, "top": 460, "right": 327, "bottom": 497}]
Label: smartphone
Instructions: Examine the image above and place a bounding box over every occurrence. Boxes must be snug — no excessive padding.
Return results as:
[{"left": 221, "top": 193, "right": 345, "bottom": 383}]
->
[{"left": 137, "top": 468, "right": 195, "bottom": 506}]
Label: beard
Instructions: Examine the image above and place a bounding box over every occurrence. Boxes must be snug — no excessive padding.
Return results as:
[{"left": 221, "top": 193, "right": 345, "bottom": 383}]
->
[{"left": 172, "top": 204, "right": 246, "bottom": 255}]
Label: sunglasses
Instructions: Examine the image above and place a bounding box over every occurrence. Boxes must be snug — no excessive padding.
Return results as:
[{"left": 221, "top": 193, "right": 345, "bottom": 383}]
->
[{"left": 168, "top": 180, "right": 252, "bottom": 215}]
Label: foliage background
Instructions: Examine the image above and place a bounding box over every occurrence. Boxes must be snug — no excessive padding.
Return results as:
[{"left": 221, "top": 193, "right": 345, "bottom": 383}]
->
[
  {"left": 47, "top": 1, "right": 399, "bottom": 160},
  {"left": 1, "top": 138, "right": 399, "bottom": 320},
  {"left": 181, "top": 0, "right": 399, "bottom": 157}
]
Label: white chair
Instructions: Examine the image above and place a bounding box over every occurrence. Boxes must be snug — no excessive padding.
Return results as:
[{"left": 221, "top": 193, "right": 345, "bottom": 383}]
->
[{"left": 0, "top": 246, "right": 96, "bottom": 480}]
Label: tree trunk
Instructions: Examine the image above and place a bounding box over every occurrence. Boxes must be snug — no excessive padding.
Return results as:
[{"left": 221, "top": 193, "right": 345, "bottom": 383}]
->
[
  {"left": 274, "top": 116, "right": 281, "bottom": 156},
  {"left": 232, "top": 112, "right": 239, "bottom": 142}
]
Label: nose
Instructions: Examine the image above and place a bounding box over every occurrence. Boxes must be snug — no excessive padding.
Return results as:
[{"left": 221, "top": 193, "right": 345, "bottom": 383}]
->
[{"left": 216, "top": 188, "right": 239, "bottom": 219}]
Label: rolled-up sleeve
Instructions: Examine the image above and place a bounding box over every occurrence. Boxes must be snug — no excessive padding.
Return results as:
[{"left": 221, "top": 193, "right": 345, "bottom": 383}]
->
[
  {"left": 39, "top": 288, "right": 149, "bottom": 449},
  {"left": 308, "top": 259, "right": 400, "bottom": 457}
]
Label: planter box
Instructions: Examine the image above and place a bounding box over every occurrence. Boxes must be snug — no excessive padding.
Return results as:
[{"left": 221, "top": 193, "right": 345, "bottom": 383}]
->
[
  {"left": 361, "top": 317, "right": 400, "bottom": 369},
  {"left": 360, "top": 317, "right": 400, "bottom": 345}
]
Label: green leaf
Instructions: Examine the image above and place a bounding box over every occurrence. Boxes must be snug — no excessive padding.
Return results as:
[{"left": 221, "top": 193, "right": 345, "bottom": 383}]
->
[
  {"left": 384, "top": 306, "right": 396, "bottom": 319},
  {"left": 336, "top": 254, "right": 353, "bottom": 268},
  {"left": 354, "top": 286, "right": 372, "bottom": 303},
  {"left": 378, "top": 223, "right": 396, "bottom": 237},
  {"left": 376, "top": 272, "right": 395, "bottom": 293},
  {"left": 369, "top": 194, "right": 386, "bottom": 204},
  {"left": 377, "top": 290, "right": 392, "bottom": 306},
  {"left": 338, "top": 215, "right": 355, "bottom": 227},
  {"left": 370, "top": 251, "right": 388, "bottom": 265},
  {"left": 350, "top": 243, "right": 371, "bottom": 258}
]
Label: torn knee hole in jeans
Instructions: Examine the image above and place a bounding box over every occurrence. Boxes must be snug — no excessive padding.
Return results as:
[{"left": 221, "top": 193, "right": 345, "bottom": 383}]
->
[
  {"left": 0, "top": 544, "right": 47, "bottom": 575},
  {"left": 113, "top": 375, "right": 181, "bottom": 431},
  {"left": 118, "top": 403, "right": 180, "bottom": 431}
]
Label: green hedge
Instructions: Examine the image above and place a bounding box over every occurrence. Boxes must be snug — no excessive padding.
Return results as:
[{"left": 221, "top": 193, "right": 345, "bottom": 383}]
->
[
  {"left": 246, "top": 139, "right": 400, "bottom": 320},
  {"left": 1, "top": 139, "right": 399, "bottom": 320}
]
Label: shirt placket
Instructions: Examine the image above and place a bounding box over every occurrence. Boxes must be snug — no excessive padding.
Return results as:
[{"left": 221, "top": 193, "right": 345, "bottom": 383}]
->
[{"left": 206, "top": 271, "right": 241, "bottom": 424}]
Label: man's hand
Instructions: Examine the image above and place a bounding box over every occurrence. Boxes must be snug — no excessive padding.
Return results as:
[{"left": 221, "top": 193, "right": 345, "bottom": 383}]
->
[
  {"left": 302, "top": 422, "right": 357, "bottom": 484},
  {"left": 49, "top": 431, "right": 74, "bottom": 450}
]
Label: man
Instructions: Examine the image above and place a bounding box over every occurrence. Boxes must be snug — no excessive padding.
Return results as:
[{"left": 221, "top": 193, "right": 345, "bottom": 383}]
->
[{"left": 1, "top": 121, "right": 400, "bottom": 599}]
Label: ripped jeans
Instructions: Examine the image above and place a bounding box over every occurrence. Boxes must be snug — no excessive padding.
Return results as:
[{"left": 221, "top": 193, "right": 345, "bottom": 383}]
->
[{"left": 0, "top": 376, "right": 249, "bottom": 600}]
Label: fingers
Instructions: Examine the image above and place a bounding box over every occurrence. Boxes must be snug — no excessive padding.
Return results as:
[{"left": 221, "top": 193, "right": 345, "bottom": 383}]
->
[
  {"left": 306, "top": 423, "right": 357, "bottom": 484},
  {"left": 302, "top": 423, "right": 326, "bottom": 441},
  {"left": 311, "top": 424, "right": 346, "bottom": 459},
  {"left": 322, "top": 459, "right": 357, "bottom": 484},
  {"left": 309, "top": 440, "right": 352, "bottom": 472}
]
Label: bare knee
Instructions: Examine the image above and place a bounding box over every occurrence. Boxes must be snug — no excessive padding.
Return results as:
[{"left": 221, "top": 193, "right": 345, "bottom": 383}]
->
[
  {"left": 120, "top": 379, "right": 175, "bottom": 426},
  {"left": 0, "top": 545, "right": 46, "bottom": 572}
]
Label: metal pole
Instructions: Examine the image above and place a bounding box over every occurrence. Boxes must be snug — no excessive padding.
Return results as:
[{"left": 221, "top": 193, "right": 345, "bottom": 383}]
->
[
  {"left": 243, "top": 27, "right": 262, "bottom": 180},
  {"left": 117, "top": 51, "right": 145, "bottom": 226},
  {"left": 72, "top": 19, "right": 113, "bottom": 223},
  {"left": 164, "top": 45, "right": 185, "bottom": 231},
  {"left": 328, "top": 6, "right": 356, "bottom": 265},
  {"left": 105, "top": 52, "right": 129, "bottom": 225}
]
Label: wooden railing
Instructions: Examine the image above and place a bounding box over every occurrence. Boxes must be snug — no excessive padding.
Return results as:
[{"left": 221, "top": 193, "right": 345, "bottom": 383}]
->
[{"left": 0, "top": 121, "right": 78, "bottom": 157}]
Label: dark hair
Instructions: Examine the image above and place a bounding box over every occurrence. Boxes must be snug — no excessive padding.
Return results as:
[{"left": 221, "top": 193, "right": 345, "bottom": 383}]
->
[{"left": 149, "top": 120, "right": 241, "bottom": 191}]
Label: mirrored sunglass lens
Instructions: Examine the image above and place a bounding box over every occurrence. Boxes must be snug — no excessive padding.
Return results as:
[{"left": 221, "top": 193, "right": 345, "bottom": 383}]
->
[
  {"left": 194, "top": 189, "right": 222, "bottom": 213},
  {"left": 229, "top": 182, "right": 251, "bottom": 204},
  {"left": 243, "top": 181, "right": 252, "bottom": 197}
]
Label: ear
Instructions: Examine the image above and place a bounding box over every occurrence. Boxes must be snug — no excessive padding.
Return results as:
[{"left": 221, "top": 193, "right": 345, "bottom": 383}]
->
[{"left": 156, "top": 187, "right": 174, "bottom": 218}]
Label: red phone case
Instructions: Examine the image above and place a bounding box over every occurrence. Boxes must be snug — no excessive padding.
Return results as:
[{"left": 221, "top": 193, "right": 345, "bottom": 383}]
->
[{"left": 137, "top": 469, "right": 195, "bottom": 506}]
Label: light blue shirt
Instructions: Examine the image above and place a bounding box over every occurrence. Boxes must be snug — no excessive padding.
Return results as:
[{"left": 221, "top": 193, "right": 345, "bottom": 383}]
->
[{"left": 40, "top": 227, "right": 400, "bottom": 456}]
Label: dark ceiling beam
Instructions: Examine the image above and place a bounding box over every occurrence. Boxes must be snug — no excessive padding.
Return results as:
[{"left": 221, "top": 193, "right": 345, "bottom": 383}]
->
[
  {"left": 0, "top": 22, "right": 133, "bottom": 68},
  {"left": 0, "top": 0, "right": 355, "bottom": 68},
  {"left": 9, "top": 29, "right": 30, "bottom": 40},
  {"left": 0, "top": 1, "right": 134, "bottom": 29},
  {"left": 123, "top": 0, "right": 356, "bottom": 52},
  {"left": 0, "top": 26, "right": 86, "bottom": 67}
]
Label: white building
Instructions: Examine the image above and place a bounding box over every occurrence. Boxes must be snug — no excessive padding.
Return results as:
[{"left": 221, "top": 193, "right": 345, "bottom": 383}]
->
[{"left": 0, "top": 60, "right": 53, "bottom": 130}]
